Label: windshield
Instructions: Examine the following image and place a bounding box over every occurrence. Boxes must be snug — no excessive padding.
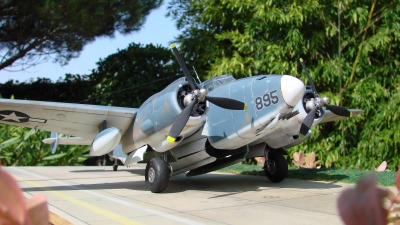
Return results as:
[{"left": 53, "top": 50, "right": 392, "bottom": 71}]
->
[{"left": 201, "top": 75, "right": 236, "bottom": 92}]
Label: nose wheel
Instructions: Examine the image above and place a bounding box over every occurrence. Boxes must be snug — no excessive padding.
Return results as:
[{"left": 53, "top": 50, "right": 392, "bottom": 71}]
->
[
  {"left": 264, "top": 151, "right": 288, "bottom": 183},
  {"left": 145, "top": 158, "right": 171, "bottom": 193}
]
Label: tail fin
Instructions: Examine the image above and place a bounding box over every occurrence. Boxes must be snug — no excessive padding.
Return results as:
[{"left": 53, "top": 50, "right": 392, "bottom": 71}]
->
[{"left": 50, "top": 132, "right": 59, "bottom": 154}]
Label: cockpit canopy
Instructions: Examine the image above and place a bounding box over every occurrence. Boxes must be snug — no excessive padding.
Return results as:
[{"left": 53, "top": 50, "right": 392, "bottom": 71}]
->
[
  {"left": 200, "top": 75, "right": 236, "bottom": 92},
  {"left": 166, "top": 74, "right": 236, "bottom": 93}
]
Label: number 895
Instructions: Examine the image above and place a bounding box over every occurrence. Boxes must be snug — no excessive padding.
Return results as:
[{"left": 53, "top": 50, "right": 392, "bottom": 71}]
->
[{"left": 255, "top": 90, "right": 279, "bottom": 110}]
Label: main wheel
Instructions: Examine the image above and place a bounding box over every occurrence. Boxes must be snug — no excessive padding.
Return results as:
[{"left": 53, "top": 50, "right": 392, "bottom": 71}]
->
[
  {"left": 264, "top": 152, "right": 288, "bottom": 183},
  {"left": 145, "top": 158, "right": 170, "bottom": 193}
]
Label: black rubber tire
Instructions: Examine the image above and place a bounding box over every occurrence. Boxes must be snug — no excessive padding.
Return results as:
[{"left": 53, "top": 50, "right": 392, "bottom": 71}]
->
[
  {"left": 113, "top": 164, "right": 118, "bottom": 171},
  {"left": 145, "top": 158, "right": 170, "bottom": 193},
  {"left": 264, "top": 153, "right": 288, "bottom": 183}
]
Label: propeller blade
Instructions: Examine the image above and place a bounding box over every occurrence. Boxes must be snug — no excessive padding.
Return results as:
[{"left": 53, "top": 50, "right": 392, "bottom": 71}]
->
[
  {"left": 205, "top": 96, "right": 247, "bottom": 110},
  {"left": 170, "top": 44, "right": 198, "bottom": 90},
  {"left": 300, "top": 106, "right": 318, "bottom": 136},
  {"left": 300, "top": 58, "right": 318, "bottom": 96},
  {"left": 167, "top": 99, "right": 198, "bottom": 143},
  {"left": 325, "top": 104, "right": 351, "bottom": 117}
]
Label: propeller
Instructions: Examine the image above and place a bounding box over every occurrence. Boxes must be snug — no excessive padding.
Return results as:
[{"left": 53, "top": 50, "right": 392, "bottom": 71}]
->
[
  {"left": 170, "top": 44, "right": 199, "bottom": 90},
  {"left": 167, "top": 44, "right": 247, "bottom": 143},
  {"left": 167, "top": 98, "right": 198, "bottom": 143},
  {"left": 299, "top": 58, "right": 351, "bottom": 136},
  {"left": 205, "top": 96, "right": 248, "bottom": 110}
]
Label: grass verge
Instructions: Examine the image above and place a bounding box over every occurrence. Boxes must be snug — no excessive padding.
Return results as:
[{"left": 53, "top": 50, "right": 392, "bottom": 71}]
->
[{"left": 217, "top": 163, "right": 397, "bottom": 187}]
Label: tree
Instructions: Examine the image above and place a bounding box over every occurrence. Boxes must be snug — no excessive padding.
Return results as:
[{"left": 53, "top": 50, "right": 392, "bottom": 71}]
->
[
  {"left": 168, "top": 0, "right": 400, "bottom": 170},
  {"left": 0, "top": 0, "right": 162, "bottom": 71},
  {"left": 0, "top": 74, "right": 93, "bottom": 103},
  {"left": 88, "top": 43, "right": 180, "bottom": 107}
]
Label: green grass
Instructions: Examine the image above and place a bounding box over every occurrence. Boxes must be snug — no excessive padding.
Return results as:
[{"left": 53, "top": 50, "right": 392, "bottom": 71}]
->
[{"left": 218, "top": 163, "right": 397, "bottom": 187}]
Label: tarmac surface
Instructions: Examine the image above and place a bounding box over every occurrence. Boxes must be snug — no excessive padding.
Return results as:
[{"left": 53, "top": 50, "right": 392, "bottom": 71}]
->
[{"left": 5, "top": 165, "right": 350, "bottom": 225}]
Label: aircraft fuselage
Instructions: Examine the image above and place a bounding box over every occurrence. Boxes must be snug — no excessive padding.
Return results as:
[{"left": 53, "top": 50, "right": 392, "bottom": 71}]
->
[{"left": 121, "top": 74, "right": 305, "bottom": 154}]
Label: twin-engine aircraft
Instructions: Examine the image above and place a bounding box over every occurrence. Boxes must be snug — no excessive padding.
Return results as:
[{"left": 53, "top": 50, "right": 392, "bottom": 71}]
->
[{"left": 0, "top": 45, "right": 362, "bottom": 193}]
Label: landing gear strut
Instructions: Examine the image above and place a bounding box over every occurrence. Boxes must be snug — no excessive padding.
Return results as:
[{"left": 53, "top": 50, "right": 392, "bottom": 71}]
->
[
  {"left": 108, "top": 153, "right": 119, "bottom": 171},
  {"left": 264, "top": 150, "right": 288, "bottom": 183},
  {"left": 145, "top": 157, "right": 171, "bottom": 193},
  {"left": 113, "top": 164, "right": 118, "bottom": 171}
]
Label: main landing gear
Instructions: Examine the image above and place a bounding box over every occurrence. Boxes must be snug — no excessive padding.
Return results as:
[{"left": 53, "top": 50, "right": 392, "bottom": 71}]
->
[
  {"left": 113, "top": 164, "right": 119, "bottom": 171},
  {"left": 145, "top": 157, "right": 171, "bottom": 193},
  {"left": 264, "top": 149, "right": 288, "bottom": 183}
]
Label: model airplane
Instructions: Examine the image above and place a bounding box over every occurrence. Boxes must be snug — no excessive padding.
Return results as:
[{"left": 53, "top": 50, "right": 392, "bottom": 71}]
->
[{"left": 0, "top": 44, "right": 362, "bottom": 193}]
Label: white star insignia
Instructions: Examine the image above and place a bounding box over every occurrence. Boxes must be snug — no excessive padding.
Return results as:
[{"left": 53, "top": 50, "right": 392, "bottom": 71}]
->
[{"left": 0, "top": 112, "right": 28, "bottom": 122}]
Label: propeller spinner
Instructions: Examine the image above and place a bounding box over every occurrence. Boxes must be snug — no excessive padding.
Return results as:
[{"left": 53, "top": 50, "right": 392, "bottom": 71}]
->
[
  {"left": 299, "top": 58, "right": 351, "bottom": 136},
  {"left": 167, "top": 44, "right": 247, "bottom": 143}
]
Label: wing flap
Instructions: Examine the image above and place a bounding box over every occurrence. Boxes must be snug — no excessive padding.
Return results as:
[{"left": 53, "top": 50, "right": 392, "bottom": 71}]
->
[{"left": 0, "top": 99, "right": 138, "bottom": 139}]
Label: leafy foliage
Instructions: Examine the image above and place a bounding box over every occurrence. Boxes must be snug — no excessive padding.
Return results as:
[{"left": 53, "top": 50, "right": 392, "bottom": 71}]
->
[
  {"left": 168, "top": 0, "right": 400, "bottom": 170},
  {"left": 219, "top": 163, "right": 397, "bottom": 186},
  {"left": 0, "top": 74, "right": 93, "bottom": 103},
  {"left": 88, "top": 43, "right": 180, "bottom": 107},
  {"left": 0, "top": 124, "right": 89, "bottom": 166},
  {"left": 0, "top": 0, "right": 162, "bottom": 70}
]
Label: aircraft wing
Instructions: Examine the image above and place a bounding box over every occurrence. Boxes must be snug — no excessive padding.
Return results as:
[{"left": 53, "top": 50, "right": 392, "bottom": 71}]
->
[
  {"left": 0, "top": 99, "right": 138, "bottom": 139},
  {"left": 319, "top": 109, "right": 364, "bottom": 124}
]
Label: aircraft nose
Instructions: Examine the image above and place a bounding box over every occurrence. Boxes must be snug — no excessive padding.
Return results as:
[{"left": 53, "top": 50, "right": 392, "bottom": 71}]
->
[{"left": 280, "top": 75, "right": 305, "bottom": 107}]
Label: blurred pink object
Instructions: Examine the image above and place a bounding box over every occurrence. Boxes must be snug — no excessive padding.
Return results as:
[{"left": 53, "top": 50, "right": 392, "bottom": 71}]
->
[
  {"left": 292, "top": 152, "right": 320, "bottom": 169},
  {"left": 255, "top": 157, "right": 265, "bottom": 165},
  {"left": 375, "top": 161, "right": 387, "bottom": 172},
  {"left": 0, "top": 167, "right": 49, "bottom": 225},
  {"left": 337, "top": 174, "right": 388, "bottom": 225}
]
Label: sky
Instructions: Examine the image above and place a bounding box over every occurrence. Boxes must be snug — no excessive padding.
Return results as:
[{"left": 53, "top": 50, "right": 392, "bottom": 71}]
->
[{"left": 0, "top": 0, "right": 179, "bottom": 84}]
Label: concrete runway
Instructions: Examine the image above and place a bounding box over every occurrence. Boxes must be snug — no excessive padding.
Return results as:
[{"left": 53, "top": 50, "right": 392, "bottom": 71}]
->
[{"left": 5, "top": 165, "right": 349, "bottom": 225}]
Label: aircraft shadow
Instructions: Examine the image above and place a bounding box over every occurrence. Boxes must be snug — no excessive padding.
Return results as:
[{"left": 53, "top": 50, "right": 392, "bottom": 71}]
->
[
  {"left": 22, "top": 180, "right": 150, "bottom": 192},
  {"left": 71, "top": 168, "right": 145, "bottom": 176},
  {"left": 22, "top": 169, "right": 345, "bottom": 194},
  {"left": 164, "top": 173, "right": 345, "bottom": 194}
]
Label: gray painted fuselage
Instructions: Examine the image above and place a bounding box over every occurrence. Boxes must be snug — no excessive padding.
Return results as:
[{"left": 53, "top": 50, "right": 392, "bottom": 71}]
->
[{"left": 120, "top": 74, "right": 309, "bottom": 175}]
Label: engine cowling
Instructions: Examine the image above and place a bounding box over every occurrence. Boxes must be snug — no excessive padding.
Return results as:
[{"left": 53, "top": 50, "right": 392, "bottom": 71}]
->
[{"left": 130, "top": 77, "right": 206, "bottom": 153}]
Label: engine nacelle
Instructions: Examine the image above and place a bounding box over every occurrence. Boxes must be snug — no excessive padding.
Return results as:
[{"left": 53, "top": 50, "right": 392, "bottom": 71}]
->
[
  {"left": 90, "top": 127, "right": 121, "bottom": 156},
  {"left": 131, "top": 77, "right": 206, "bottom": 153},
  {"left": 261, "top": 86, "right": 324, "bottom": 149}
]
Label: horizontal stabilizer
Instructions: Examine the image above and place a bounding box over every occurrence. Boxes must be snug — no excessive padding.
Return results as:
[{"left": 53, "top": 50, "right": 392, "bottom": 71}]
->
[{"left": 42, "top": 137, "right": 92, "bottom": 145}]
